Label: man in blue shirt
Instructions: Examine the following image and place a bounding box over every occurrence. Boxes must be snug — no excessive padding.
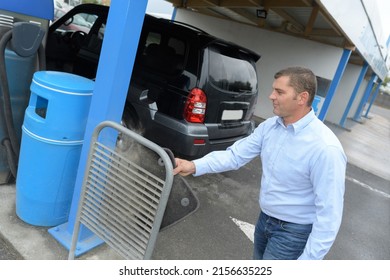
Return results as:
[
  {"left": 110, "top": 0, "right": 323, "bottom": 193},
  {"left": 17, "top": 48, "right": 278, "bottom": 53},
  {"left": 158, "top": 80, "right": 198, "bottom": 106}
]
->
[{"left": 173, "top": 66, "right": 347, "bottom": 260}]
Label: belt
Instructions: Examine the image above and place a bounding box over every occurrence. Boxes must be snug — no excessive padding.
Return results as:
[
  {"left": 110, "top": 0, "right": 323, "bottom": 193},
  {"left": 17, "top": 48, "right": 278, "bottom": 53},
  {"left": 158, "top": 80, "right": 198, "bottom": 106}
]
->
[{"left": 262, "top": 212, "right": 288, "bottom": 224}]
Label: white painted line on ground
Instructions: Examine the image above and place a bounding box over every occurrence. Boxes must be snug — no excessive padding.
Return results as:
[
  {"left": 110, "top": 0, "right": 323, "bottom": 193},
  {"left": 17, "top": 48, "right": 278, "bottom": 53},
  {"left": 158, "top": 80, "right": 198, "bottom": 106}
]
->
[
  {"left": 346, "top": 176, "right": 390, "bottom": 199},
  {"left": 230, "top": 217, "right": 255, "bottom": 243},
  {"left": 231, "top": 177, "right": 389, "bottom": 243}
]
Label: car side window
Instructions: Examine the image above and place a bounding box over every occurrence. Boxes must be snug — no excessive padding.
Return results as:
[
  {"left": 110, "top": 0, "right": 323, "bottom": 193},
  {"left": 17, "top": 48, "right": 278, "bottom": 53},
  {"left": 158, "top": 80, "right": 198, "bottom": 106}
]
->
[
  {"left": 145, "top": 32, "right": 161, "bottom": 49},
  {"left": 140, "top": 31, "right": 185, "bottom": 75},
  {"left": 168, "top": 37, "right": 185, "bottom": 56}
]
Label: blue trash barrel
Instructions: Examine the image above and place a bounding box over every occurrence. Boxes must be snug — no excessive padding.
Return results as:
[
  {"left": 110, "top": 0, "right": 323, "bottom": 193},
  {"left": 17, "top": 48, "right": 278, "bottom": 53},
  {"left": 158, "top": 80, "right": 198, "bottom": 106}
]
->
[{"left": 16, "top": 71, "right": 94, "bottom": 226}]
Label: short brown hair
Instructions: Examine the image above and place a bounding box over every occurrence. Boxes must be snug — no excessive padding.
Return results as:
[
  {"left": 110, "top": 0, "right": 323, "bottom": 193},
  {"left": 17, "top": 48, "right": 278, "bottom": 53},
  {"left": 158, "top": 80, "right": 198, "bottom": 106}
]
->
[{"left": 274, "top": 67, "right": 317, "bottom": 106}]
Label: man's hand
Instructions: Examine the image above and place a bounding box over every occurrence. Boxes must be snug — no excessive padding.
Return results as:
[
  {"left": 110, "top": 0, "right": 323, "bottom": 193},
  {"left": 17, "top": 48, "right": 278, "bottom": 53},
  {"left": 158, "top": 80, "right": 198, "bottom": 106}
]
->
[{"left": 173, "top": 158, "right": 196, "bottom": 176}]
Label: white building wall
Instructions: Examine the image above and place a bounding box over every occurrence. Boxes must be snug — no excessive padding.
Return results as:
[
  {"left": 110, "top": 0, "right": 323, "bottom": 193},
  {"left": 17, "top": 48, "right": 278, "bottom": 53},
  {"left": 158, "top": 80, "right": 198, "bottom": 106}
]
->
[
  {"left": 325, "top": 64, "right": 362, "bottom": 124},
  {"left": 175, "top": 9, "right": 345, "bottom": 120},
  {"left": 352, "top": 76, "right": 372, "bottom": 118}
]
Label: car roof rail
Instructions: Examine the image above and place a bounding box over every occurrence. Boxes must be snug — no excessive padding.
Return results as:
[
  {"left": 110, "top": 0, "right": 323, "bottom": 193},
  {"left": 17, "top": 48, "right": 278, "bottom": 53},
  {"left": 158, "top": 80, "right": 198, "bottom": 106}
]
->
[
  {"left": 171, "top": 20, "right": 209, "bottom": 34},
  {"left": 152, "top": 15, "right": 209, "bottom": 35}
]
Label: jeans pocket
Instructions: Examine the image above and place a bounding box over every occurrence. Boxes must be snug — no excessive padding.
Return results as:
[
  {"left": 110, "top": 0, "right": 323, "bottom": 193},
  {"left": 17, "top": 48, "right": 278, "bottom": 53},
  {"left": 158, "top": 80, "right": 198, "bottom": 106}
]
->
[{"left": 280, "top": 222, "right": 312, "bottom": 238}]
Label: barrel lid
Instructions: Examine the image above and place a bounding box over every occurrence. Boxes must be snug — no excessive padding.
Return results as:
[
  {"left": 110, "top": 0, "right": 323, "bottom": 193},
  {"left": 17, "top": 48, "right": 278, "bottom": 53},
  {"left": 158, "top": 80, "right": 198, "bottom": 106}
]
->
[{"left": 32, "top": 71, "right": 94, "bottom": 95}]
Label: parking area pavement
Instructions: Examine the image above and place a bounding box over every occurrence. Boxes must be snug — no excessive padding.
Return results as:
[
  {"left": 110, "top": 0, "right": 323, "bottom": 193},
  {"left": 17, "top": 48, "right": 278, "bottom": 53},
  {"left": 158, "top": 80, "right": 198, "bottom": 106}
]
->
[
  {"left": 0, "top": 105, "right": 389, "bottom": 260},
  {"left": 152, "top": 161, "right": 390, "bottom": 260},
  {"left": 153, "top": 106, "right": 390, "bottom": 260}
]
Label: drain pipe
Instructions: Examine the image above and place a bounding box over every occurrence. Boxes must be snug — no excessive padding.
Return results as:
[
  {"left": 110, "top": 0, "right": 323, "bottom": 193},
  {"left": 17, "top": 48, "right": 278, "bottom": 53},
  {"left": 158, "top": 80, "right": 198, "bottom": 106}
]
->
[{"left": 0, "top": 22, "right": 45, "bottom": 177}]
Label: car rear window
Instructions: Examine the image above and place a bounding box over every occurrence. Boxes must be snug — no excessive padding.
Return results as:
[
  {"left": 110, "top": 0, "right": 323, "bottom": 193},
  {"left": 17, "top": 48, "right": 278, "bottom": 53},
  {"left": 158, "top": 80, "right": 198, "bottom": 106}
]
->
[{"left": 208, "top": 45, "right": 257, "bottom": 94}]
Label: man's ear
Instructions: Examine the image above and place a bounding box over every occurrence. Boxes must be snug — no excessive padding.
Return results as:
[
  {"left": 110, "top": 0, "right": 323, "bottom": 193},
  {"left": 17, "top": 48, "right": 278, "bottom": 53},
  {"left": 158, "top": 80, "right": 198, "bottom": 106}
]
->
[{"left": 298, "top": 91, "right": 309, "bottom": 105}]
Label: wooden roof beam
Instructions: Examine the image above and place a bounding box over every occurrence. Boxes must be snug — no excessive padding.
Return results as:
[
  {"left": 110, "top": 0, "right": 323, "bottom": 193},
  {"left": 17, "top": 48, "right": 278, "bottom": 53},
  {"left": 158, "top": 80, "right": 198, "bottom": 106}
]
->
[
  {"left": 168, "top": 0, "right": 262, "bottom": 8},
  {"left": 263, "top": 0, "right": 309, "bottom": 8},
  {"left": 272, "top": 8, "right": 305, "bottom": 32},
  {"left": 304, "top": 4, "right": 319, "bottom": 36}
]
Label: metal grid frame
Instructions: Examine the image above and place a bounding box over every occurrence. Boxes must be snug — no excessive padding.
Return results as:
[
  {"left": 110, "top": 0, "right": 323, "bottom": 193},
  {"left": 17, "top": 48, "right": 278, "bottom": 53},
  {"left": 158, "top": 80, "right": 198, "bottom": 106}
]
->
[{"left": 68, "top": 121, "right": 173, "bottom": 260}]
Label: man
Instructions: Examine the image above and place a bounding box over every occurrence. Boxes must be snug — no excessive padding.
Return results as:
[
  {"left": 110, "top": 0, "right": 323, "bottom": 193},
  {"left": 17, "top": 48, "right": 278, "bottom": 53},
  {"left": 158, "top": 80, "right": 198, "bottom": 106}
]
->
[{"left": 173, "top": 66, "right": 347, "bottom": 260}]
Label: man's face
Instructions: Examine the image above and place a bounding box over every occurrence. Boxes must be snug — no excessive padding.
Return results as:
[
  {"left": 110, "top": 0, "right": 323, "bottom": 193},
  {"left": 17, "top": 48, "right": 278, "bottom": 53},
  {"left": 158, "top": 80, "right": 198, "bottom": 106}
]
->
[{"left": 269, "top": 75, "right": 302, "bottom": 121}]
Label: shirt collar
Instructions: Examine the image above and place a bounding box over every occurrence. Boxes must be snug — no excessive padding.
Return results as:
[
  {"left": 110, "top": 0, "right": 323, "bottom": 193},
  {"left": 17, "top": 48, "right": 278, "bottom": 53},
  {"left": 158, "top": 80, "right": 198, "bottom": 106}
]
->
[{"left": 276, "top": 109, "right": 316, "bottom": 134}]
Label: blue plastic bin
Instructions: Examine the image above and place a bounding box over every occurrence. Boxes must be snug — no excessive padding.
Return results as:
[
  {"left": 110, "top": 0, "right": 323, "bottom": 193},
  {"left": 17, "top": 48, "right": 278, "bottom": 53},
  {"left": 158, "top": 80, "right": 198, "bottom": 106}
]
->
[{"left": 16, "top": 71, "right": 94, "bottom": 226}]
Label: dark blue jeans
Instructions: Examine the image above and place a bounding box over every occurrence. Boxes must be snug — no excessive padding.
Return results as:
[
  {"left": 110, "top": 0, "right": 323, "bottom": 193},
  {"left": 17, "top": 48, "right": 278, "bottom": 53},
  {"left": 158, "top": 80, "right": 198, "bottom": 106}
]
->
[{"left": 253, "top": 212, "right": 312, "bottom": 260}]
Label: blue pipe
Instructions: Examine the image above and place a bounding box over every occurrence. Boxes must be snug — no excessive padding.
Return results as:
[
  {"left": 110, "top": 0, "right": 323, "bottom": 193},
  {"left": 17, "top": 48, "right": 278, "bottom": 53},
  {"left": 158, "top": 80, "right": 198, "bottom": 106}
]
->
[
  {"left": 339, "top": 62, "right": 369, "bottom": 128},
  {"left": 318, "top": 48, "right": 352, "bottom": 121}
]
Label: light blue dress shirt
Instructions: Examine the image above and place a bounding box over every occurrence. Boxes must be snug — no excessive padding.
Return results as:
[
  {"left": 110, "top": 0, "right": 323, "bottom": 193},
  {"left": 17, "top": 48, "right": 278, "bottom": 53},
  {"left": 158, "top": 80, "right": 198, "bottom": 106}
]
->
[{"left": 193, "top": 110, "right": 347, "bottom": 260}]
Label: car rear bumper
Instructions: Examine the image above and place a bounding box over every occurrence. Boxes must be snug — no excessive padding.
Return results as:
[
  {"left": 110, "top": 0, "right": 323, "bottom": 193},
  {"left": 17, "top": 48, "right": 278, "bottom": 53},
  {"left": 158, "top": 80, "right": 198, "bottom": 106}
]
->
[{"left": 146, "top": 112, "right": 254, "bottom": 158}]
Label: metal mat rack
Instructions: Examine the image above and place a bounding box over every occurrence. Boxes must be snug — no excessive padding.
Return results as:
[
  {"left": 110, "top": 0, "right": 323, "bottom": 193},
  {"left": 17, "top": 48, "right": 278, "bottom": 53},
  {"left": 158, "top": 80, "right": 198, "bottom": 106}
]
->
[{"left": 68, "top": 121, "right": 174, "bottom": 260}]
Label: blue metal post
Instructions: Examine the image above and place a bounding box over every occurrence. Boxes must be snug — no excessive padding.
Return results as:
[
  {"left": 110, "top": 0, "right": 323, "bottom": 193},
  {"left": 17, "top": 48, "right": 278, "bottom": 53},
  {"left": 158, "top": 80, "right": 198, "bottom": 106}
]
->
[
  {"left": 339, "top": 62, "right": 369, "bottom": 128},
  {"left": 171, "top": 7, "right": 177, "bottom": 20},
  {"left": 318, "top": 48, "right": 352, "bottom": 121},
  {"left": 363, "top": 80, "right": 382, "bottom": 118},
  {"left": 353, "top": 73, "right": 376, "bottom": 122},
  {"left": 0, "top": 0, "right": 54, "bottom": 20},
  {"left": 49, "top": 0, "right": 148, "bottom": 256}
]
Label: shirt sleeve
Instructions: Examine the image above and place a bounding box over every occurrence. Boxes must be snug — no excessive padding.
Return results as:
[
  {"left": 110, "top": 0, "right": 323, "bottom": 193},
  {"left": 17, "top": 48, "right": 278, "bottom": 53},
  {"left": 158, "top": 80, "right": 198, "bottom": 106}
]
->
[
  {"left": 298, "top": 145, "right": 347, "bottom": 260},
  {"left": 193, "top": 122, "right": 265, "bottom": 176}
]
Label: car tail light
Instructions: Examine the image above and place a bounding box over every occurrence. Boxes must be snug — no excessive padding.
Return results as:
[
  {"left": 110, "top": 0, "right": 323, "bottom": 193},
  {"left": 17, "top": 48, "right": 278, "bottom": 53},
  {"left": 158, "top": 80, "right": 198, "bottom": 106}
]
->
[
  {"left": 184, "top": 88, "right": 207, "bottom": 123},
  {"left": 193, "top": 139, "right": 206, "bottom": 145}
]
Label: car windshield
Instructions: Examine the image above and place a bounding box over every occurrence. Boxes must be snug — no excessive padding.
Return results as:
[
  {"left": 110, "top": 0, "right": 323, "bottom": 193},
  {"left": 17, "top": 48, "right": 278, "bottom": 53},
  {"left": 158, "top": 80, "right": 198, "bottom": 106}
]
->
[{"left": 208, "top": 46, "right": 257, "bottom": 94}]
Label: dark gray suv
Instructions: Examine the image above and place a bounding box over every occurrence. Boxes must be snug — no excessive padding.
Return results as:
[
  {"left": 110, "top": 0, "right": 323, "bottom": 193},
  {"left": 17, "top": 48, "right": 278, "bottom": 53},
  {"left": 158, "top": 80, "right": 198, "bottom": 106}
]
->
[{"left": 46, "top": 4, "right": 260, "bottom": 158}]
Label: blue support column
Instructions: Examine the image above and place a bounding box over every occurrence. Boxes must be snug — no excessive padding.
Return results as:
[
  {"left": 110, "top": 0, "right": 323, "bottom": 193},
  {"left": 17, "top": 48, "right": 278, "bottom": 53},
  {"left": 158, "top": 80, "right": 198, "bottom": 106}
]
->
[
  {"left": 363, "top": 80, "right": 382, "bottom": 118},
  {"left": 171, "top": 6, "right": 177, "bottom": 20},
  {"left": 339, "top": 62, "right": 369, "bottom": 128},
  {"left": 49, "top": 0, "right": 148, "bottom": 256},
  {"left": 353, "top": 73, "right": 376, "bottom": 122},
  {"left": 0, "top": 0, "right": 54, "bottom": 20},
  {"left": 318, "top": 48, "right": 352, "bottom": 121}
]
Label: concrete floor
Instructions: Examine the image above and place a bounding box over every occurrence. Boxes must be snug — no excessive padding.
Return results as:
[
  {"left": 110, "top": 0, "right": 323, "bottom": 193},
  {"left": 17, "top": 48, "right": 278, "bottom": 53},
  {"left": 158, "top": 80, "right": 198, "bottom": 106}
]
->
[{"left": 0, "top": 105, "right": 389, "bottom": 260}]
